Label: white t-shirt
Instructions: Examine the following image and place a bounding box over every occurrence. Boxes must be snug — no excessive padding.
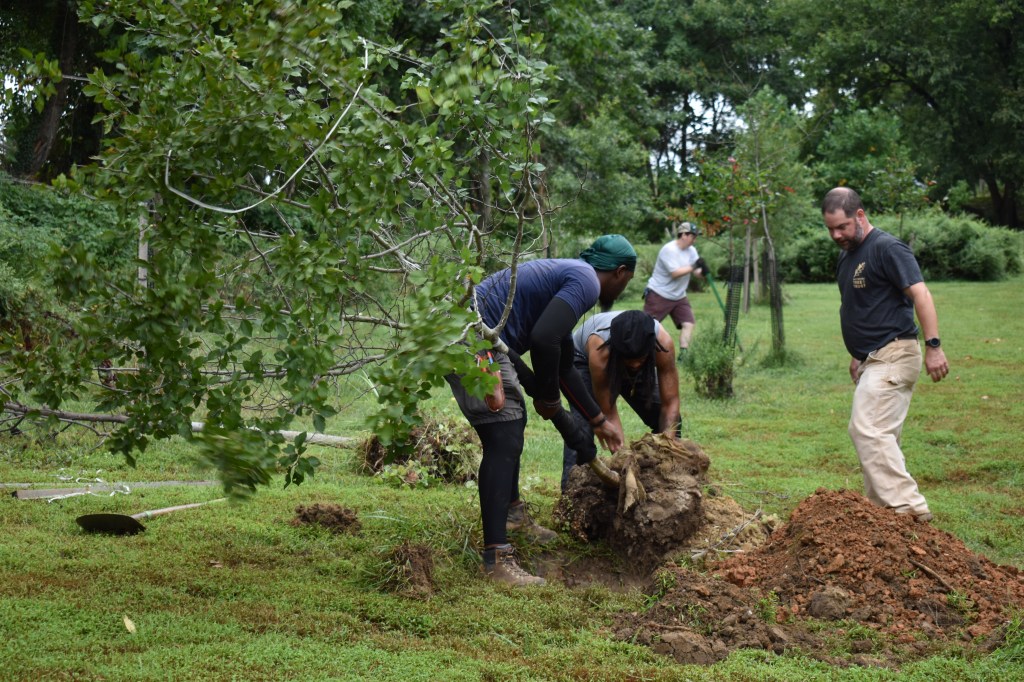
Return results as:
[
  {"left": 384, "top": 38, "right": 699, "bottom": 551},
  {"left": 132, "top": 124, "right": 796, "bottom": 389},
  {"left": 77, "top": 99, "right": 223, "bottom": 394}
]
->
[{"left": 646, "top": 240, "right": 699, "bottom": 301}]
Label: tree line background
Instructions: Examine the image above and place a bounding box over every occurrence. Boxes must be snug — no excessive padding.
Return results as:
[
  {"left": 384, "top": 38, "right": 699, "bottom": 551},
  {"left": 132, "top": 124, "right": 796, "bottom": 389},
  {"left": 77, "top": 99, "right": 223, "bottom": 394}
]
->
[
  {"left": 1, "top": 0, "right": 1021, "bottom": 491},
  {"left": 5, "top": 0, "right": 1024, "bottom": 229}
]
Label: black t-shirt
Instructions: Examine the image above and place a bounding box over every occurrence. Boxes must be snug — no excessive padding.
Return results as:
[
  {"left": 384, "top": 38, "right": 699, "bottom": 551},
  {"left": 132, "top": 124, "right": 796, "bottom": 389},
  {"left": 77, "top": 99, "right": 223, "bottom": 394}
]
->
[{"left": 836, "top": 228, "right": 923, "bottom": 360}]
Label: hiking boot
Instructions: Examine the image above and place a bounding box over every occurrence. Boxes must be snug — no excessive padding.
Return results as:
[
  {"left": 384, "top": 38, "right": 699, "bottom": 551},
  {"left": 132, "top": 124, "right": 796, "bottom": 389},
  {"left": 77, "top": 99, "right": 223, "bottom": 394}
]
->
[
  {"left": 506, "top": 501, "right": 558, "bottom": 544},
  {"left": 482, "top": 544, "right": 546, "bottom": 587}
]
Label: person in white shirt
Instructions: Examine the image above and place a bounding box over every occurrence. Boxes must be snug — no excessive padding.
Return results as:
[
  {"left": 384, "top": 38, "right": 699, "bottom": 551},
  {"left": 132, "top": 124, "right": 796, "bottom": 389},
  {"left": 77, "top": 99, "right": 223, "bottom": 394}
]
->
[{"left": 643, "top": 222, "right": 708, "bottom": 361}]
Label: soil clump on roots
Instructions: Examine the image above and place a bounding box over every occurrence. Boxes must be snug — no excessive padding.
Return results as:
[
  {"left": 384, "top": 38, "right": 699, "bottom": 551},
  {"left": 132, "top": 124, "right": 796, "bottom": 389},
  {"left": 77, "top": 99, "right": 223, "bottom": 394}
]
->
[{"left": 554, "top": 433, "right": 713, "bottom": 571}]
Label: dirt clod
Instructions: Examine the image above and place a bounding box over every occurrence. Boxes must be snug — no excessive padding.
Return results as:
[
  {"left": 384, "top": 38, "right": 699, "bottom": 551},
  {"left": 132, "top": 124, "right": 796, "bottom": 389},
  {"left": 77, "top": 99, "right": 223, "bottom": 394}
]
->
[
  {"left": 555, "top": 433, "right": 711, "bottom": 571},
  {"left": 291, "top": 503, "right": 361, "bottom": 534},
  {"left": 381, "top": 541, "right": 435, "bottom": 599}
]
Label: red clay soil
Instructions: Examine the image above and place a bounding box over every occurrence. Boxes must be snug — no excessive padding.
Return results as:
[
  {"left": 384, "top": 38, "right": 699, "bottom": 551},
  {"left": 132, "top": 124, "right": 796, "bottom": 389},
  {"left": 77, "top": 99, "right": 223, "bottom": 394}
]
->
[{"left": 613, "top": 488, "right": 1024, "bottom": 667}]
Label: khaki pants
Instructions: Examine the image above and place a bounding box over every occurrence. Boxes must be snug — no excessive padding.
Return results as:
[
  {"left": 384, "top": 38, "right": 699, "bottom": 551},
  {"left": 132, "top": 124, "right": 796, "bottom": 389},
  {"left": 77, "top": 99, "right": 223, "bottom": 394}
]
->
[{"left": 849, "top": 338, "right": 930, "bottom": 515}]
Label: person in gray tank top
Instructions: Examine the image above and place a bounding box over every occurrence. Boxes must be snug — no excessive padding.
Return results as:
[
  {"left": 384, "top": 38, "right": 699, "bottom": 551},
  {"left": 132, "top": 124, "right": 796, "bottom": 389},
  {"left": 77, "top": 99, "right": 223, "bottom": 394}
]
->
[{"left": 561, "top": 310, "right": 682, "bottom": 490}]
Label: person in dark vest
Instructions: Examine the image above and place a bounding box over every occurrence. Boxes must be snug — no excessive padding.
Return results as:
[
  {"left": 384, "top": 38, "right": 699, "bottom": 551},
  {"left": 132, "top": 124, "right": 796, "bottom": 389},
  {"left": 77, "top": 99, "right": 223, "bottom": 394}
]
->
[{"left": 560, "top": 310, "right": 681, "bottom": 491}]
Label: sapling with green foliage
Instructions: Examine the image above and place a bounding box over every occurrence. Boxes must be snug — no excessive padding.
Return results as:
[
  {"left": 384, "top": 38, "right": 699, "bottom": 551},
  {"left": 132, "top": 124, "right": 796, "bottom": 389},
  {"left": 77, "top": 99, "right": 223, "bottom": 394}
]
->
[
  {"left": 680, "top": 323, "right": 736, "bottom": 400},
  {"left": 2, "top": 0, "right": 564, "bottom": 494}
]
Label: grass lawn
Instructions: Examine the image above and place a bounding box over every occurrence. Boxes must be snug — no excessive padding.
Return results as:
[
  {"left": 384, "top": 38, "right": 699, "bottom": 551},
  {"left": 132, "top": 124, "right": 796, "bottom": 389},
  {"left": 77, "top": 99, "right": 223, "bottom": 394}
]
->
[{"left": 1, "top": 277, "right": 1022, "bottom": 680}]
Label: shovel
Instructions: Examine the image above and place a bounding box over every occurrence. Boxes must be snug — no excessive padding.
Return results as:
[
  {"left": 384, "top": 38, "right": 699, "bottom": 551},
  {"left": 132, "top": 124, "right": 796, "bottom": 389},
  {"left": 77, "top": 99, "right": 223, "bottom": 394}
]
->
[{"left": 76, "top": 498, "right": 226, "bottom": 535}]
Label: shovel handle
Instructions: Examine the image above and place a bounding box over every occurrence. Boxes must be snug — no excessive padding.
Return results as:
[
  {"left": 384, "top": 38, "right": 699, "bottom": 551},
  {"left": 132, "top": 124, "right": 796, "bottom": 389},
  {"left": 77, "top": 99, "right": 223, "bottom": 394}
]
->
[{"left": 131, "top": 498, "right": 226, "bottom": 521}]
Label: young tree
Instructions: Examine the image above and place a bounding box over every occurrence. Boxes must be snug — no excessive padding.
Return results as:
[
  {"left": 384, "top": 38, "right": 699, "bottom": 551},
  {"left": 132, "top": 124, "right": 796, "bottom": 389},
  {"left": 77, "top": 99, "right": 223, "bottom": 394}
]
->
[{"left": 3, "top": 0, "right": 560, "bottom": 494}]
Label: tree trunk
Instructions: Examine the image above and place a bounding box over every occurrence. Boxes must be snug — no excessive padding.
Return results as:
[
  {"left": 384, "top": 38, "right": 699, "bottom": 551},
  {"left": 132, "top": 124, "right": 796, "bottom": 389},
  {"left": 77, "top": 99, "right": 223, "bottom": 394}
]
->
[
  {"left": 28, "top": 0, "right": 78, "bottom": 178},
  {"left": 742, "top": 226, "right": 752, "bottom": 313},
  {"left": 985, "top": 175, "right": 1020, "bottom": 228}
]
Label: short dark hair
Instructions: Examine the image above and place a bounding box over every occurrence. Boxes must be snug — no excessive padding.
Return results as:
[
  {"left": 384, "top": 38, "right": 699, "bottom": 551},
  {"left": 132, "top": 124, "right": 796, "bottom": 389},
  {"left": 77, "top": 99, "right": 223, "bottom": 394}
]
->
[{"left": 822, "top": 187, "right": 863, "bottom": 217}]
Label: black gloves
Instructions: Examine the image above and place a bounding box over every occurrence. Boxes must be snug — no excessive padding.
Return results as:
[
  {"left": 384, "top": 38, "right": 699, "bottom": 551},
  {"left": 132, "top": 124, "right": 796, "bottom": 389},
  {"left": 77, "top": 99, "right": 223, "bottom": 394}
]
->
[{"left": 694, "top": 257, "right": 709, "bottom": 276}]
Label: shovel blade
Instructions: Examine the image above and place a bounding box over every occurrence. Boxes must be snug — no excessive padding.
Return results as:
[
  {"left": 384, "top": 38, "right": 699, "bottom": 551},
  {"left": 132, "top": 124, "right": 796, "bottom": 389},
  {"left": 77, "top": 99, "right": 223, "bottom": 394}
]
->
[{"left": 76, "top": 513, "right": 146, "bottom": 535}]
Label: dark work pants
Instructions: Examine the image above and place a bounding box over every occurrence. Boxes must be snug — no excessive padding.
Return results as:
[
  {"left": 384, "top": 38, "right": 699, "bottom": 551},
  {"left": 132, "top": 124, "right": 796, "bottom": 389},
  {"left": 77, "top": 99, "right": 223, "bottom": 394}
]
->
[{"left": 475, "top": 418, "right": 526, "bottom": 546}]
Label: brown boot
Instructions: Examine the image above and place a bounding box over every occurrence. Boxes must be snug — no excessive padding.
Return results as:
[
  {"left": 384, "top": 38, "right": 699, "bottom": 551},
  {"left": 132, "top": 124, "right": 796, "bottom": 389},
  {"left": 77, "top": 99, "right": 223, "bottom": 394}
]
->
[
  {"left": 482, "top": 544, "right": 546, "bottom": 587},
  {"left": 506, "top": 501, "right": 558, "bottom": 544}
]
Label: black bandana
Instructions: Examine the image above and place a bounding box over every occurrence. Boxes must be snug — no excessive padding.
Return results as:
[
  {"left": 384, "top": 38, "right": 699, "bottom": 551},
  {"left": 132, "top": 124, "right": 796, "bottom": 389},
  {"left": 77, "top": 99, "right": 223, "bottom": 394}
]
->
[{"left": 609, "top": 311, "right": 656, "bottom": 359}]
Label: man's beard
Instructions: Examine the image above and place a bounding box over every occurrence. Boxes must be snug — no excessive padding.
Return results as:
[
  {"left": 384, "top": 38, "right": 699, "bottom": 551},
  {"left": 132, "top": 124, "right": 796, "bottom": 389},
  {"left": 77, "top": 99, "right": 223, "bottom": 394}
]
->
[{"left": 840, "top": 224, "right": 865, "bottom": 250}]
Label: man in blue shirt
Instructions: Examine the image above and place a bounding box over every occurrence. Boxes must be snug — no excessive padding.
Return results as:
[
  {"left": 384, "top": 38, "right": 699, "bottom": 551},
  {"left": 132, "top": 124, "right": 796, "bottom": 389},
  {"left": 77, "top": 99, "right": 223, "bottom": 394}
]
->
[{"left": 447, "top": 235, "right": 636, "bottom": 586}]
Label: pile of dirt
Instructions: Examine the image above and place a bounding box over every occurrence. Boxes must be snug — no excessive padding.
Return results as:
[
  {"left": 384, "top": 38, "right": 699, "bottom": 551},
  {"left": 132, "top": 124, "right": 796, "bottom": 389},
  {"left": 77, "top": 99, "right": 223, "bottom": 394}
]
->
[
  {"left": 613, "top": 488, "right": 1024, "bottom": 667},
  {"left": 554, "top": 433, "right": 711, "bottom": 571},
  {"left": 717, "top": 488, "right": 1024, "bottom": 640},
  {"left": 290, "top": 503, "right": 361, "bottom": 534}
]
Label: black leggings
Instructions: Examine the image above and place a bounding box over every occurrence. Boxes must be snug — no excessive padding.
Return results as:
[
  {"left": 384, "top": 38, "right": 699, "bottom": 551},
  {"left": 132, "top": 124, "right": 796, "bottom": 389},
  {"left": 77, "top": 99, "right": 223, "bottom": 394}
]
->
[{"left": 474, "top": 418, "right": 526, "bottom": 546}]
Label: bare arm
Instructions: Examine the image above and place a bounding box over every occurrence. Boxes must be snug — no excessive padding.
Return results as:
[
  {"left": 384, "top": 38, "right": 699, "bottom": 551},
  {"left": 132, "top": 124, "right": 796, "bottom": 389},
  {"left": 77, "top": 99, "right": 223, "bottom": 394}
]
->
[
  {"left": 904, "top": 281, "right": 949, "bottom": 383},
  {"left": 669, "top": 263, "right": 701, "bottom": 278},
  {"left": 653, "top": 327, "right": 681, "bottom": 433},
  {"left": 586, "top": 335, "right": 624, "bottom": 451}
]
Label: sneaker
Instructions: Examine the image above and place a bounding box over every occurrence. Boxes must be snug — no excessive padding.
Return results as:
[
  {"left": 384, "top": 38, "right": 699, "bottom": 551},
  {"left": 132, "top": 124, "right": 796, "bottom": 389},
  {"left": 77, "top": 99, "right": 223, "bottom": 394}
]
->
[
  {"left": 677, "top": 348, "right": 688, "bottom": 363},
  {"left": 506, "top": 501, "right": 558, "bottom": 544},
  {"left": 482, "top": 544, "right": 546, "bottom": 586}
]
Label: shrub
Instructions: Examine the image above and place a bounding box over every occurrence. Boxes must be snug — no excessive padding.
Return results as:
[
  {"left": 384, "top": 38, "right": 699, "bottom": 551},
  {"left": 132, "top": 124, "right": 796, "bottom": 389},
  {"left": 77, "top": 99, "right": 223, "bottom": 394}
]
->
[
  {"left": 777, "top": 209, "right": 1023, "bottom": 283},
  {"left": 681, "top": 323, "right": 736, "bottom": 399},
  {"left": 777, "top": 222, "right": 839, "bottom": 284},
  {"left": 878, "top": 211, "right": 1024, "bottom": 281},
  {"left": 0, "top": 173, "right": 132, "bottom": 285}
]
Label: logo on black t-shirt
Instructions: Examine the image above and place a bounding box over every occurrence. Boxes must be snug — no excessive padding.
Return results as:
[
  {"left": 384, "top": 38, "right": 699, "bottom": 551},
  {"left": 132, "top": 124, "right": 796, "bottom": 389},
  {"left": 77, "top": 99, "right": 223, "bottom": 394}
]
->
[{"left": 853, "top": 262, "right": 866, "bottom": 289}]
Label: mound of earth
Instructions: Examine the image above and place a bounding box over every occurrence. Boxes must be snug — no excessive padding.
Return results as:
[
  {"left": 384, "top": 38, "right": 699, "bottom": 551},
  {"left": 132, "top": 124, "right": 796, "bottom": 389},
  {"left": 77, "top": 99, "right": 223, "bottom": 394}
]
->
[
  {"left": 717, "top": 488, "right": 1024, "bottom": 640},
  {"left": 614, "top": 488, "right": 1024, "bottom": 667},
  {"left": 554, "top": 433, "right": 711, "bottom": 571},
  {"left": 291, "top": 503, "right": 361, "bottom": 534}
]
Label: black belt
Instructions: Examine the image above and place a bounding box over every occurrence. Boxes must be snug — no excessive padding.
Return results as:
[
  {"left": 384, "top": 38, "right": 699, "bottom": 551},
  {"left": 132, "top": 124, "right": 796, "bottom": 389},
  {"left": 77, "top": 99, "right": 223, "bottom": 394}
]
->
[{"left": 871, "top": 335, "right": 917, "bottom": 355}]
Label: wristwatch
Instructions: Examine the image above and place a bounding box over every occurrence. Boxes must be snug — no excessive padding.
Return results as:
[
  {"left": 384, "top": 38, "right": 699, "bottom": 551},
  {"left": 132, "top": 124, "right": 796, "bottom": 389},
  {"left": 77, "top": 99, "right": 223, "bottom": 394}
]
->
[{"left": 925, "top": 337, "right": 941, "bottom": 348}]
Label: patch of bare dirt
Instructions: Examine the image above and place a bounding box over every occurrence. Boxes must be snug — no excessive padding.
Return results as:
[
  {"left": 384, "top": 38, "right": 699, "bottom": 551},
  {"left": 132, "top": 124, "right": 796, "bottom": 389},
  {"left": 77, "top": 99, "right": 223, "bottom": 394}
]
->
[
  {"left": 612, "top": 488, "right": 1024, "bottom": 667},
  {"left": 290, "top": 503, "right": 361, "bottom": 534},
  {"left": 552, "top": 435, "right": 1024, "bottom": 667},
  {"left": 380, "top": 541, "right": 435, "bottom": 599}
]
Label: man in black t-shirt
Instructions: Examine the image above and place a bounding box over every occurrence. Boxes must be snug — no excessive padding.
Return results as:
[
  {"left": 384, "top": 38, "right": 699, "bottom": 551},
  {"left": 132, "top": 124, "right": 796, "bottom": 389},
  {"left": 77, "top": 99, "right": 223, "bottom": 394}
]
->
[{"left": 822, "top": 187, "right": 949, "bottom": 522}]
